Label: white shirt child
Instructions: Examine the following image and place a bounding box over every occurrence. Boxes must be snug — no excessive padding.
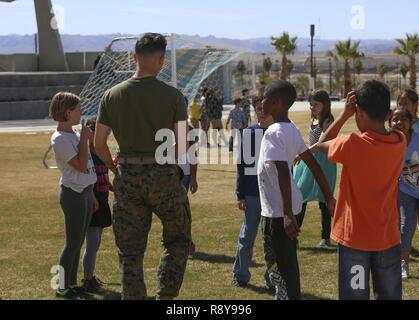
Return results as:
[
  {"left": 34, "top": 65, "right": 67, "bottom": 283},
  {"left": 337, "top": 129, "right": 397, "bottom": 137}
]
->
[
  {"left": 257, "top": 122, "right": 308, "bottom": 218},
  {"left": 52, "top": 131, "right": 97, "bottom": 193}
]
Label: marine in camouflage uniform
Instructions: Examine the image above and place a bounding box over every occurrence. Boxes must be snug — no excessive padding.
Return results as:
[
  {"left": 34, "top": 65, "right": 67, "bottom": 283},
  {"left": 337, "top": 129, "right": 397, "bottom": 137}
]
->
[
  {"left": 96, "top": 33, "right": 191, "bottom": 300},
  {"left": 113, "top": 164, "right": 191, "bottom": 300}
]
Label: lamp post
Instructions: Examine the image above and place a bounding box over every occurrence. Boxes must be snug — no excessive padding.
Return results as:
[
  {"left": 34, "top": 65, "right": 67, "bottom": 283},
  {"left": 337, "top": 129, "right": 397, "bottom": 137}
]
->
[
  {"left": 329, "top": 58, "right": 333, "bottom": 94},
  {"left": 309, "top": 24, "right": 316, "bottom": 91}
]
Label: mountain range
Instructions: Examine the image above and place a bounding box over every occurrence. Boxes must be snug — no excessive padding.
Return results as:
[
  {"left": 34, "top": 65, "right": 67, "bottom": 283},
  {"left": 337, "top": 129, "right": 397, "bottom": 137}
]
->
[{"left": 0, "top": 33, "right": 400, "bottom": 54}]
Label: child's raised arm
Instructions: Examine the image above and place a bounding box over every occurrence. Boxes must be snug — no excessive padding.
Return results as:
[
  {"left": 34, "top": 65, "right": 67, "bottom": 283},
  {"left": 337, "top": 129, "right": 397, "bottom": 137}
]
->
[
  {"left": 317, "top": 91, "right": 357, "bottom": 154},
  {"left": 299, "top": 150, "right": 336, "bottom": 215},
  {"left": 68, "top": 125, "right": 93, "bottom": 173}
]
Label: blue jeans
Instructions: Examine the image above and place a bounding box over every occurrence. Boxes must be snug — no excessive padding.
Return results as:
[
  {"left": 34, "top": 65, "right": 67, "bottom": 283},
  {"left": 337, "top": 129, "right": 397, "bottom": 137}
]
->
[
  {"left": 233, "top": 196, "right": 271, "bottom": 286},
  {"left": 182, "top": 175, "right": 191, "bottom": 191},
  {"left": 399, "top": 190, "right": 419, "bottom": 251},
  {"left": 338, "top": 244, "right": 402, "bottom": 300}
]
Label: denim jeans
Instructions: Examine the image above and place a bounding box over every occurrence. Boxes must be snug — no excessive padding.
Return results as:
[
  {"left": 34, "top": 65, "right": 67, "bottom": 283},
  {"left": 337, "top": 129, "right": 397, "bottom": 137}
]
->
[
  {"left": 338, "top": 244, "right": 402, "bottom": 300},
  {"left": 233, "top": 196, "right": 271, "bottom": 286},
  {"left": 399, "top": 190, "right": 419, "bottom": 251},
  {"left": 182, "top": 175, "right": 191, "bottom": 191}
]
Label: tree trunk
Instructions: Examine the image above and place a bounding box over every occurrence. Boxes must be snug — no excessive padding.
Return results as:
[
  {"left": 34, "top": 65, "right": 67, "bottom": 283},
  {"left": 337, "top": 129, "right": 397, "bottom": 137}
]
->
[
  {"left": 410, "top": 55, "right": 417, "bottom": 90},
  {"left": 344, "top": 59, "right": 352, "bottom": 98},
  {"left": 280, "top": 54, "right": 288, "bottom": 80}
]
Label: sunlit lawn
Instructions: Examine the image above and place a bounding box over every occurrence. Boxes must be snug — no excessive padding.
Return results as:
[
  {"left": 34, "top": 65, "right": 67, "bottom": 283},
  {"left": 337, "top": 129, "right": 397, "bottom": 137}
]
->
[{"left": 0, "top": 110, "right": 417, "bottom": 300}]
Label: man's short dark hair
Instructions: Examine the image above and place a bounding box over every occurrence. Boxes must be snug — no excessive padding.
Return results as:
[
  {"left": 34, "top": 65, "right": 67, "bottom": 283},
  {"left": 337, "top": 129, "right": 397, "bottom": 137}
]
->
[
  {"left": 356, "top": 80, "right": 391, "bottom": 121},
  {"left": 266, "top": 80, "right": 297, "bottom": 109},
  {"left": 135, "top": 33, "right": 167, "bottom": 55}
]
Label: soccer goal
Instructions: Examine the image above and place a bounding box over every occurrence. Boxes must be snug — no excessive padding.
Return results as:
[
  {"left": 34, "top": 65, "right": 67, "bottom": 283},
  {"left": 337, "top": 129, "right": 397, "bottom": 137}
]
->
[
  {"left": 79, "top": 33, "right": 246, "bottom": 118},
  {"left": 43, "top": 33, "right": 248, "bottom": 169}
]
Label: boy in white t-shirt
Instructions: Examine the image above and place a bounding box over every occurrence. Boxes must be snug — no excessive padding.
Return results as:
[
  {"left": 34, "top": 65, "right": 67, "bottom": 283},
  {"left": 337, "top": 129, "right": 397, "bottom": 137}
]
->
[{"left": 258, "top": 81, "right": 336, "bottom": 300}]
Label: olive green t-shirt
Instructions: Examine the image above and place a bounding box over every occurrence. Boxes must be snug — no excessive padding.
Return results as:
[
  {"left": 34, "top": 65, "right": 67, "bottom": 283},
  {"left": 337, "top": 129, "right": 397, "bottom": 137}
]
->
[{"left": 97, "top": 77, "right": 187, "bottom": 157}]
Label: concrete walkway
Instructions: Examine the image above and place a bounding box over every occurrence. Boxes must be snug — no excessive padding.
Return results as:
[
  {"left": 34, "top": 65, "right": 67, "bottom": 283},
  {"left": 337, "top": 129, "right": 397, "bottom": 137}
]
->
[{"left": 0, "top": 102, "right": 346, "bottom": 133}]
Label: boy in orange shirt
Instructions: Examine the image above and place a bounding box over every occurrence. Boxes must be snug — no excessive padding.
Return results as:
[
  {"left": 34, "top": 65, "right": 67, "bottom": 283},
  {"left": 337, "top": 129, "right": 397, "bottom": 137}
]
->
[{"left": 316, "top": 80, "right": 406, "bottom": 300}]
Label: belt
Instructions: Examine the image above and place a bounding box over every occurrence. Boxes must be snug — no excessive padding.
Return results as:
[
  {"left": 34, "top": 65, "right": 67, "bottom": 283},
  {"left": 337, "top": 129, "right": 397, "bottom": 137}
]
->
[{"left": 120, "top": 156, "right": 158, "bottom": 165}]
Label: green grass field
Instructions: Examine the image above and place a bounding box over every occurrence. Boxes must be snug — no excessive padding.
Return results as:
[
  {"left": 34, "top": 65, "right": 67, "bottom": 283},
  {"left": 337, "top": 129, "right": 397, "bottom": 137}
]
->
[{"left": 0, "top": 111, "right": 418, "bottom": 300}]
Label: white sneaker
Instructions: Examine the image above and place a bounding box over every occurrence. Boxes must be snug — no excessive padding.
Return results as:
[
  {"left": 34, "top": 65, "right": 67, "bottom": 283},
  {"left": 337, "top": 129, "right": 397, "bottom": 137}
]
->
[
  {"left": 318, "top": 239, "right": 331, "bottom": 248},
  {"left": 401, "top": 261, "right": 409, "bottom": 280}
]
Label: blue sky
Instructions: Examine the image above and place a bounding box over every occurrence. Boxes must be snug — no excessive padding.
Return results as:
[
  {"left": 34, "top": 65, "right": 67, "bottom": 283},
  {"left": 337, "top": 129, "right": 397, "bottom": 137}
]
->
[{"left": 0, "top": 0, "right": 418, "bottom": 39}]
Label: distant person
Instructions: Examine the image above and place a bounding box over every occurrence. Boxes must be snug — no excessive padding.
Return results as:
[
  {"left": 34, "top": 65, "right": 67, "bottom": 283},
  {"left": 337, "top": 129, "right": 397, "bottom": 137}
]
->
[
  {"left": 258, "top": 81, "right": 335, "bottom": 300},
  {"left": 49, "top": 92, "right": 98, "bottom": 299},
  {"left": 81, "top": 118, "right": 113, "bottom": 293},
  {"left": 241, "top": 89, "right": 252, "bottom": 125},
  {"left": 389, "top": 108, "right": 419, "bottom": 280},
  {"left": 398, "top": 89, "right": 419, "bottom": 132},
  {"left": 258, "top": 82, "right": 266, "bottom": 99},
  {"left": 293, "top": 90, "right": 337, "bottom": 248},
  {"left": 94, "top": 33, "right": 191, "bottom": 300},
  {"left": 226, "top": 98, "right": 248, "bottom": 152},
  {"left": 316, "top": 81, "right": 406, "bottom": 300},
  {"left": 200, "top": 88, "right": 211, "bottom": 147},
  {"left": 208, "top": 88, "right": 227, "bottom": 147},
  {"left": 232, "top": 97, "right": 276, "bottom": 292},
  {"left": 189, "top": 95, "right": 201, "bottom": 129}
]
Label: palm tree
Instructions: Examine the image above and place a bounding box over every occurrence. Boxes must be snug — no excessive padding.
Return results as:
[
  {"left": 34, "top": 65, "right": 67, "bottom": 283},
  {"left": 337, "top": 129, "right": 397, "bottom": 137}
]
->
[
  {"left": 334, "top": 39, "right": 364, "bottom": 97},
  {"left": 394, "top": 33, "right": 419, "bottom": 90},
  {"left": 377, "top": 63, "right": 387, "bottom": 81},
  {"left": 354, "top": 58, "right": 364, "bottom": 86},
  {"left": 236, "top": 60, "right": 247, "bottom": 84},
  {"left": 271, "top": 32, "right": 298, "bottom": 80},
  {"left": 326, "top": 50, "right": 342, "bottom": 95},
  {"left": 400, "top": 62, "right": 409, "bottom": 86},
  {"left": 263, "top": 57, "right": 273, "bottom": 77}
]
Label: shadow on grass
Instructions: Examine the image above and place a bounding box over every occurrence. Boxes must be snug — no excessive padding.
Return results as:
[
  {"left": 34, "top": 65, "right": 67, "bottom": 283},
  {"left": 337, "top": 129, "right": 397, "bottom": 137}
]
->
[
  {"left": 411, "top": 247, "right": 419, "bottom": 258},
  {"left": 301, "top": 293, "right": 333, "bottom": 301},
  {"left": 192, "top": 252, "right": 264, "bottom": 267},
  {"left": 245, "top": 283, "right": 274, "bottom": 296},
  {"left": 201, "top": 169, "right": 236, "bottom": 174},
  {"left": 298, "top": 247, "right": 337, "bottom": 255},
  {"left": 238, "top": 284, "right": 332, "bottom": 301},
  {"left": 101, "top": 288, "right": 156, "bottom": 301}
]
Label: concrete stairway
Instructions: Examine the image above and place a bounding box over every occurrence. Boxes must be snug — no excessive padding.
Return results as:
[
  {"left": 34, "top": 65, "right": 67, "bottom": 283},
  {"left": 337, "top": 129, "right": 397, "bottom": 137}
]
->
[{"left": 0, "top": 72, "right": 91, "bottom": 120}]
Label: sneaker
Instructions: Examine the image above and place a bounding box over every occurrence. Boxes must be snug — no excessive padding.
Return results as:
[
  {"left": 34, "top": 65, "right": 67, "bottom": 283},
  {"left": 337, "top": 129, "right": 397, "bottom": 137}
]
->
[
  {"left": 401, "top": 261, "right": 409, "bottom": 280},
  {"left": 189, "top": 243, "right": 196, "bottom": 258},
  {"left": 318, "top": 239, "right": 331, "bottom": 248},
  {"left": 232, "top": 279, "right": 248, "bottom": 288},
  {"left": 274, "top": 285, "right": 289, "bottom": 301},
  {"left": 91, "top": 276, "right": 104, "bottom": 288},
  {"left": 82, "top": 278, "right": 102, "bottom": 293},
  {"left": 55, "top": 288, "right": 81, "bottom": 300},
  {"left": 265, "top": 284, "right": 276, "bottom": 295}
]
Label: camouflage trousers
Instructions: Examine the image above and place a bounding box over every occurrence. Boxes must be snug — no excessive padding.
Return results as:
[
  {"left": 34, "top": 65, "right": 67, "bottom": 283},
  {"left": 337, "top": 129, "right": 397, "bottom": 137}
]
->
[{"left": 112, "top": 164, "right": 192, "bottom": 300}]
